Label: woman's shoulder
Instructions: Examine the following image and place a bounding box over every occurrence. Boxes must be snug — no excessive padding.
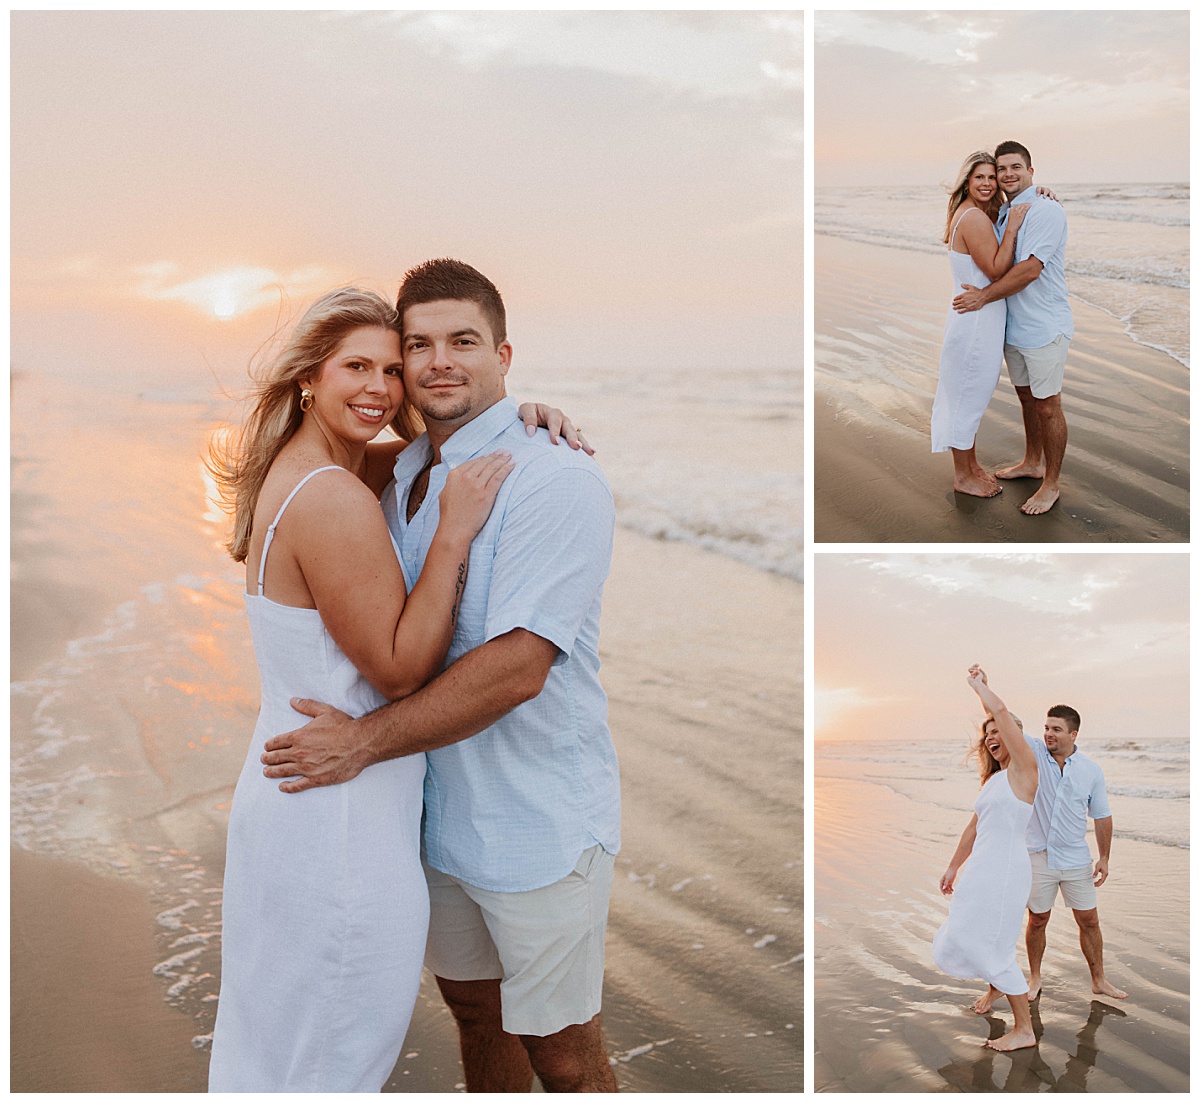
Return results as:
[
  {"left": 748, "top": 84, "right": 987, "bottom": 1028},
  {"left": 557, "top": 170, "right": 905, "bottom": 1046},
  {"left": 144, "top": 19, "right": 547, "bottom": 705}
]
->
[{"left": 258, "top": 460, "right": 375, "bottom": 533}]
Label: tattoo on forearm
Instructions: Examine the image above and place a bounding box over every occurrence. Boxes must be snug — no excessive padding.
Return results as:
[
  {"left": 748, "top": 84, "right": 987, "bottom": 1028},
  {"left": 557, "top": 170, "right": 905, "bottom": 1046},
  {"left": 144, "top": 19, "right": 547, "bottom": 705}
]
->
[{"left": 450, "top": 560, "right": 467, "bottom": 626}]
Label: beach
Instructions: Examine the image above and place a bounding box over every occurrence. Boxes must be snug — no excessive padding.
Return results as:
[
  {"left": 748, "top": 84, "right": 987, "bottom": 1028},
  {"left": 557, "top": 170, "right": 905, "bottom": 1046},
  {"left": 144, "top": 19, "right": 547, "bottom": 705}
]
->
[
  {"left": 10, "top": 369, "right": 802, "bottom": 1092},
  {"left": 814, "top": 232, "right": 1189, "bottom": 543},
  {"left": 814, "top": 739, "right": 1189, "bottom": 1093}
]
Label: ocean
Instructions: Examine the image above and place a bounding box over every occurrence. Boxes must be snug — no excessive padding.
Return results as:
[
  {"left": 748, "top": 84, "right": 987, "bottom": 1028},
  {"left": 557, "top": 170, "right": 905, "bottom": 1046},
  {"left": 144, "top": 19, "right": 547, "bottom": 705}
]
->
[{"left": 816, "top": 183, "right": 1189, "bottom": 367}]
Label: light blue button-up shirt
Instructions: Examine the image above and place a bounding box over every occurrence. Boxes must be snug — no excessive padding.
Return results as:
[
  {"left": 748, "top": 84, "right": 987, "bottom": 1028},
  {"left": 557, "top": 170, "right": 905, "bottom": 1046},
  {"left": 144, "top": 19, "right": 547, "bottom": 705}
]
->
[
  {"left": 383, "top": 397, "right": 620, "bottom": 892},
  {"left": 1023, "top": 735, "right": 1111, "bottom": 870},
  {"left": 997, "top": 184, "right": 1074, "bottom": 349}
]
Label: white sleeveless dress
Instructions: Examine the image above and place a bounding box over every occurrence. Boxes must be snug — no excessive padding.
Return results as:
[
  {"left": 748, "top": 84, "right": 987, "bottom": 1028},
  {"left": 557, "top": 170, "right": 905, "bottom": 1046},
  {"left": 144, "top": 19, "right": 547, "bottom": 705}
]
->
[
  {"left": 932, "top": 769, "right": 1032, "bottom": 995},
  {"left": 930, "top": 209, "right": 1007, "bottom": 453},
  {"left": 208, "top": 467, "right": 429, "bottom": 1092}
]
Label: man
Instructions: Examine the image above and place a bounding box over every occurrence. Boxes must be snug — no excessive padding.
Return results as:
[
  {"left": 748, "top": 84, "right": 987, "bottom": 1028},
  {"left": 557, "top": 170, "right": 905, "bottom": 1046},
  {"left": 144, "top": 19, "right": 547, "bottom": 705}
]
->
[
  {"left": 261, "top": 259, "right": 621, "bottom": 1092},
  {"left": 976, "top": 702, "right": 1125, "bottom": 1013},
  {"left": 953, "top": 141, "right": 1072, "bottom": 515}
]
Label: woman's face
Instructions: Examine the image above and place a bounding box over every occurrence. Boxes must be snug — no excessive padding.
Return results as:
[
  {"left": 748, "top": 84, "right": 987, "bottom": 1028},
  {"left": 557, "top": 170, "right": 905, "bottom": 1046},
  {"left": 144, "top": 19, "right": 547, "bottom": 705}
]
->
[
  {"left": 305, "top": 326, "right": 404, "bottom": 443},
  {"left": 966, "top": 163, "right": 998, "bottom": 206},
  {"left": 983, "top": 720, "right": 1005, "bottom": 763}
]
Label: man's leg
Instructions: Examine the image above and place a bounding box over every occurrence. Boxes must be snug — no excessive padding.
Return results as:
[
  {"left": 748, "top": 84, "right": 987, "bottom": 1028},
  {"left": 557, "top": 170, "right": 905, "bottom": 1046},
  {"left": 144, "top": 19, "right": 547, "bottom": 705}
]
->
[
  {"left": 996, "top": 385, "right": 1045, "bottom": 479},
  {"left": 521, "top": 1014, "right": 617, "bottom": 1092},
  {"left": 1071, "top": 909, "right": 1128, "bottom": 1000},
  {"left": 436, "top": 977, "right": 535, "bottom": 1092},
  {"left": 951, "top": 446, "right": 1001, "bottom": 497},
  {"left": 1025, "top": 909, "right": 1051, "bottom": 1001},
  {"left": 1022, "top": 394, "right": 1066, "bottom": 514}
]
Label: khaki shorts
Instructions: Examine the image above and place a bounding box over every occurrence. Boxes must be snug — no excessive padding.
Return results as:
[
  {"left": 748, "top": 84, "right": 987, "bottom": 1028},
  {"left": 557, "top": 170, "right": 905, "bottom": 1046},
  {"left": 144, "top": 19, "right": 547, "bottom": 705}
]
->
[
  {"left": 1027, "top": 849, "right": 1097, "bottom": 913},
  {"left": 423, "top": 845, "right": 615, "bottom": 1037},
  {"left": 1005, "top": 334, "right": 1070, "bottom": 399}
]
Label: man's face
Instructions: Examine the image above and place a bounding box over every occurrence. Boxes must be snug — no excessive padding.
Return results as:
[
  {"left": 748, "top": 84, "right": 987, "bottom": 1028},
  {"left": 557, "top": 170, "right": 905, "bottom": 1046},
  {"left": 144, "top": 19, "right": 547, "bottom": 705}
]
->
[
  {"left": 401, "top": 299, "right": 511, "bottom": 429},
  {"left": 1043, "top": 715, "right": 1077, "bottom": 757},
  {"left": 996, "top": 154, "right": 1033, "bottom": 198}
]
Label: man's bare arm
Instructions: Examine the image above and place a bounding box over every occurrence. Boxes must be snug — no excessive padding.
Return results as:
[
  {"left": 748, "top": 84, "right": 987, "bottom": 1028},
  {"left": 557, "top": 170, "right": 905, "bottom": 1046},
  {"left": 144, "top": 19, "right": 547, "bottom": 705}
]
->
[
  {"left": 1092, "top": 815, "right": 1113, "bottom": 886},
  {"left": 261, "top": 628, "right": 558, "bottom": 793},
  {"left": 953, "top": 256, "right": 1044, "bottom": 313}
]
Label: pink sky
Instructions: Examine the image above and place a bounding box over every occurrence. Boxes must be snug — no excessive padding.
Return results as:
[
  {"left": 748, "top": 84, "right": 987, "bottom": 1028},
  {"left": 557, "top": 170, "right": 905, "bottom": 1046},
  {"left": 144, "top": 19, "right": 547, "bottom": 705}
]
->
[
  {"left": 816, "top": 554, "right": 1190, "bottom": 743},
  {"left": 12, "top": 12, "right": 801, "bottom": 389},
  {"left": 817, "top": 11, "right": 1189, "bottom": 187}
]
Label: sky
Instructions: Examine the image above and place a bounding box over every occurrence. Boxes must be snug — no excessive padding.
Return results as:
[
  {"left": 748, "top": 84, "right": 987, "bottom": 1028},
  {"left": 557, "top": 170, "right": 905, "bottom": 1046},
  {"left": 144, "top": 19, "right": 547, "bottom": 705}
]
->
[
  {"left": 816, "top": 11, "right": 1189, "bottom": 187},
  {"left": 815, "top": 554, "right": 1190, "bottom": 744},
  {"left": 11, "top": 11, "right": 802, "bottom": 389}
]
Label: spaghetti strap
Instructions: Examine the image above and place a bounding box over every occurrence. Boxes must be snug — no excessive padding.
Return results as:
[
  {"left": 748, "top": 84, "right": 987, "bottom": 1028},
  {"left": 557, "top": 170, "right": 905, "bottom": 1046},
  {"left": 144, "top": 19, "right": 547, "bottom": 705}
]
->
[
  {"left": 256, "top": 466, "right": 344, "bottom": 596},
  {"left": 949, "top": 206, "right": 983, "bottom": 252}
]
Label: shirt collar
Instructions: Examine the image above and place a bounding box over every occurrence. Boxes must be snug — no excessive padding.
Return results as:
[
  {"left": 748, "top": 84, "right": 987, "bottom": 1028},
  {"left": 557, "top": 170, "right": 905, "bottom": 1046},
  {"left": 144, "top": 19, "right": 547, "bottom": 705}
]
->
[
  {"left": 441, "top": 397, "right": 520, "bottom": 465},
  {"left": 392, "top": 396, "right": 519, "bottom": 483},
  {"left": 1010, "top": 184, "right": 1038, "bottom": 207}
]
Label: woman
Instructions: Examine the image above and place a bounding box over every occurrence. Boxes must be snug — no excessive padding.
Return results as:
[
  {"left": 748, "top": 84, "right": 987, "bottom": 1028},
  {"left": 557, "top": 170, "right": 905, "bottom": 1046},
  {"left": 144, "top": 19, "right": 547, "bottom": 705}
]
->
[
  {"left": 933, "top": 665, "right": 1038, "bottom": 1052},
  {"left": 931, "top": 152, "right": 1029, "bottom": 498},
  {"left": 205, "top": 288, "right": 584, "bottom": 1091}
]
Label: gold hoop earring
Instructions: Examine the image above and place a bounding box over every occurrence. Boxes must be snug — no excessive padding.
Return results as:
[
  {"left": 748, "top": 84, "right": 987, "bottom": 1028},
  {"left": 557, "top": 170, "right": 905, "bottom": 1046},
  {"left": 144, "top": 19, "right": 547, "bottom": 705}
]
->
[{"left": 299, "top": 388, "right": 314, "bottom": 412}]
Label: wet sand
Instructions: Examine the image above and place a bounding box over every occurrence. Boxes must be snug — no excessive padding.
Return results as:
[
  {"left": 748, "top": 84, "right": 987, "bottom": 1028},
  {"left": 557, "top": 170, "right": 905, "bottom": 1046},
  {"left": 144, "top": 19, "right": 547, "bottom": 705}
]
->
[
  {"left": 814, "top": 764, "right": 1188, "bottom": 1093},
  {"left": 11, "top": 382, "right": 802, "bottom": 1091},
  {"left": 814, "top": 235, "right": 1189, "bottom": 542}
]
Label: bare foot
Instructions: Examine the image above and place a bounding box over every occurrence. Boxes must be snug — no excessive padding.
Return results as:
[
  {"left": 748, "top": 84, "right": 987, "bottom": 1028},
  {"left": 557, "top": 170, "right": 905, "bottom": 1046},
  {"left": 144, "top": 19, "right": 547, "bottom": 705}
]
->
[
  {"left": 1093, "top": 979, "right": 1128, "bottom": 1000},
  {"left": 995, "top": 461, "right": 1045, "bottom": 480},
  {"left": 986, "top": 1027, "right": 1037, "bottom": 1051},
  {"left": 973, "top": 986, "right": 1002, "bottom": 1014},
  {"left": 954, "top": 474, "right": 1002, "bottom": 498},
  {"left": 1026, "top": 980, "right": 1042, "bottom": 1003},
  {"left": 1020, "top": 485, "right": 1060, "bottom": 515}
]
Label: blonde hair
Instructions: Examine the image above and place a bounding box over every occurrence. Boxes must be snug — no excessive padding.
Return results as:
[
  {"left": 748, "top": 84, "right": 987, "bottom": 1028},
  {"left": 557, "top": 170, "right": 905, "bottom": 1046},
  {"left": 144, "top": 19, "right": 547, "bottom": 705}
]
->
[
  {"left": 944, "top": 150, "right": 999, "bottom": 244},
  {"left": 207, "top": 287, "right": 424, "bottom": 562},
  {"left": 973, "top": 715, "right": 1003, "bottom": 786}
]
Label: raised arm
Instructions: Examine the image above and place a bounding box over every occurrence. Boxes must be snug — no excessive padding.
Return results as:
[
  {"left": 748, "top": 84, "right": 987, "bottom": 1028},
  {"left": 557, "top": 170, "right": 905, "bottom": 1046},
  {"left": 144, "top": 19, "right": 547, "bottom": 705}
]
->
[
  {"left": 966, "top": 665, "right": 1037, "bottom": 800},
  {"left": 285, "top": 456, "right": 511, "bottom": 701}
]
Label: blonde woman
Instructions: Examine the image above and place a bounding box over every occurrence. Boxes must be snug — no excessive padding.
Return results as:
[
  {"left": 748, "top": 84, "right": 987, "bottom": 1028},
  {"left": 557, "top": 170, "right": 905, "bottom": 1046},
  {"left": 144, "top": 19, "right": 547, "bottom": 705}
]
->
[
  {"left": 206, "top": 288, "right": 584, "bottom": 1091},
  {"left": 933, "top": 666, "right": 1039, "bottom": 1052},
  {"left": 931, "top": 152, "right": 1029, "bottom": 497}
]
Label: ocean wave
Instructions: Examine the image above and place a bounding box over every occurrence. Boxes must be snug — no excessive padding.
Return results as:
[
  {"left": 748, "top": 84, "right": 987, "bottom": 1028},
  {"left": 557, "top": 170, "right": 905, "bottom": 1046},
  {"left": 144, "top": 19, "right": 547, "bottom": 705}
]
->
[
  {"left": 1068, "top": 257, "right": 1189, "bottom": 290},
  {"left": 1106, "top": 783, "right": 1189, "bottom": 800},
  {"left": 1065, "top": 201, "right": 1189, "bottom": 228},
  {"left": 616, "top": 509, "right": 803, "bottom": 583}
]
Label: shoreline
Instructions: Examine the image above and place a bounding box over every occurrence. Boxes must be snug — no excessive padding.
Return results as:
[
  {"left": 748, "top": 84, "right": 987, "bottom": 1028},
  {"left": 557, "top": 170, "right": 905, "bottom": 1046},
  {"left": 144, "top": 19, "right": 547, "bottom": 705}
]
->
[{"left": 814, "top": 235, "right": 1189, "bottom": 543}]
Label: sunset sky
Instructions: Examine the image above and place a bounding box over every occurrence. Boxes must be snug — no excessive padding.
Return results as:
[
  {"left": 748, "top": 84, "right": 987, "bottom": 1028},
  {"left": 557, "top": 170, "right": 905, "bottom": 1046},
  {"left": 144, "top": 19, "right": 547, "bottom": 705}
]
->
[
  {"left": 12, "top": 11, "right": 801, "bottom": 389},
  {"left": 816, "top": 554, "right": 1190, "bottom": 744},
  {"left": 816, "top": 10, "right": 1189, "bottom": 187}
]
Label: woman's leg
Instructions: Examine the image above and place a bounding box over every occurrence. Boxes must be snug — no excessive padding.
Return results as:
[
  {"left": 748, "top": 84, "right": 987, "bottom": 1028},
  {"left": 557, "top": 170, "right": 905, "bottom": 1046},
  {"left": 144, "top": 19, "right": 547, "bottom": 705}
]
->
[
  {"left": 986, "top": 993, "right": 1037, "bottom": 1051},
  {"left": 951, "top": 445, "right": 1001, "bottom": 497}
]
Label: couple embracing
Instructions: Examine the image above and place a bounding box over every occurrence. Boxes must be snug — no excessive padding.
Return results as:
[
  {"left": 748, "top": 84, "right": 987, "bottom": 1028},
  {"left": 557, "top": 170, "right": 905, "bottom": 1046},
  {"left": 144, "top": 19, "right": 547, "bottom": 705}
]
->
[
  {"left": 932, "top": 141, "right": 1072, "bottom": 515},
  {"left": 932, "top": 667, "right": 1124, "bottom": 1052},
  {"left": 206, "top": 259, "right": 620, "bottom": 1092}
]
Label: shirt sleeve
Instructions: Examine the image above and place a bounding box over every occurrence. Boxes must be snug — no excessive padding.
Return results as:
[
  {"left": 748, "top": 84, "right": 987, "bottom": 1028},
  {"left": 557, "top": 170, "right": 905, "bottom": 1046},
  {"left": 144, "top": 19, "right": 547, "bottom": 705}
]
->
[
  {"left": 1087, "top": 768, "right": 1112, "bottom": 820},
  {"left": 1017, "top": 201, "right": 1067, "bottom": 266},
  {"left": 483, "top": 459, "right": 615, "bottom": 662}
]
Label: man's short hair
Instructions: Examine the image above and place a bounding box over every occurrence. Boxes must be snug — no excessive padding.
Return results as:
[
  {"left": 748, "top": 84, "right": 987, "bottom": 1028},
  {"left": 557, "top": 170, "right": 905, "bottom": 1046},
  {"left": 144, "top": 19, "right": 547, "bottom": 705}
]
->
[
  {"left": 994, "top": 140, "right": 1032, "bottom": 168},
  {"left": 396, "top": 258, "right": 507, "bottom": 347},
  {"left": 1047, "top": 704, "right": 1081, "bottom": 733}
]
